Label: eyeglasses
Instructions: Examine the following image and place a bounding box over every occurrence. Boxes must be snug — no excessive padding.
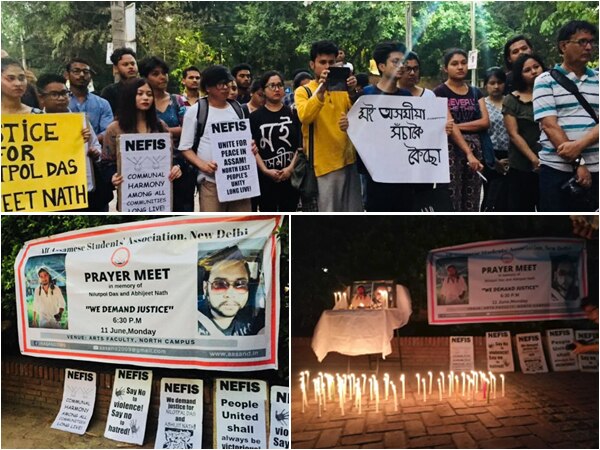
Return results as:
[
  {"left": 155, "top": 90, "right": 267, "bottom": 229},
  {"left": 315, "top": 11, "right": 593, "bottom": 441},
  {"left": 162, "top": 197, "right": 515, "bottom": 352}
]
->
[
  {"left": 266, "top": 83, "right": 284, "bottom": 90},
  {"left": 69, "top": 68, "right": 92, "bottom": 76},
  {"left": 565, "top": 39, "right": 597, "bottom": 48},
  {"left": 210, "top": 278, "right": 249, "bottom": 292},
  {"left": 215, "top": 81, "right": 232, "bottom": 89},
  {"left": 405, "top": 66, "right": 419, "bottom": 73},
  {"left": 41, "top": 90, "right": 71, "bottom": 99}
]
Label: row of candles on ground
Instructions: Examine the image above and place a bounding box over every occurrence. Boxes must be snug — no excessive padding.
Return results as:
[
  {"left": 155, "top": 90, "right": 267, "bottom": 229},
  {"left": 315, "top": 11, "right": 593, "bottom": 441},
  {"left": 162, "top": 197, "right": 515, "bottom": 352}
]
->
[{"left": 298, "top": 370, "right": 506, "bottom": 416}]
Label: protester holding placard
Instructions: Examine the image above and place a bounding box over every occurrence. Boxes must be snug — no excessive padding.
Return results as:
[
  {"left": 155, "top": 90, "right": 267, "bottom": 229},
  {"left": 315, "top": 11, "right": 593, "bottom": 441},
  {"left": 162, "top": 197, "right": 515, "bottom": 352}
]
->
[
  {"left": 36, "top": 73, "right": 102, "bottom": 210},
  {"left": 138, "top": 56, "right": 195, "bottom": 212},
  {"left": 295, "top": 40, "right": 362, "bottom": 212},
  {"left": 1, "top": 58, "right": 42, "bottom": 115},
  {"left": 101, "top": 78, "right": 182, "bottom": 207},
  {"left": 250, "top": 70, "right": 300, "bottom": 212},
  {"left": 434, "top": 48, "right": 487, "bottom": 212},
  {"left": 179, "top": 65, "right": 253, "bottom": 212}
]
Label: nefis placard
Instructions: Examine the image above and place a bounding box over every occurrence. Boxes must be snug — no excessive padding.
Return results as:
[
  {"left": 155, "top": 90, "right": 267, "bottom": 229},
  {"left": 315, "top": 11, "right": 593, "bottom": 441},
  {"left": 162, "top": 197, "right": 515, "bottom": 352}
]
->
[{"left": 14, "top": 215, "right": 282, "bottom": 371}]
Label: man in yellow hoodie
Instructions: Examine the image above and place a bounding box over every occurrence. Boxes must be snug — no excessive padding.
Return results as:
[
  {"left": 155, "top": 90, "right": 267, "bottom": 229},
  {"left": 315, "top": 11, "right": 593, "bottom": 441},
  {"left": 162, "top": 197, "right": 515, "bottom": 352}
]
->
[{"left": 295, "top": 40, "right": 362, "bottom": 212}]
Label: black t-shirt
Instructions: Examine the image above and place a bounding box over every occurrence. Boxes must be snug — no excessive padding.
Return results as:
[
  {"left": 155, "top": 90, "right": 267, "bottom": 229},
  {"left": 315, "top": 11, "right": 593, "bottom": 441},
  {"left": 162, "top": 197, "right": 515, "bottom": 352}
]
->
[
  {"left": 433, "top": 83, "right": 483, "bottom": 126},
  {"left": 250, "top": 105, "right": 300, "bottom": 170},
  {"left": 361, "top": 84, "right": 412, "bottom": 97},
  {"left": 100, "top": 82, "right": 124, "bottom": 115}
]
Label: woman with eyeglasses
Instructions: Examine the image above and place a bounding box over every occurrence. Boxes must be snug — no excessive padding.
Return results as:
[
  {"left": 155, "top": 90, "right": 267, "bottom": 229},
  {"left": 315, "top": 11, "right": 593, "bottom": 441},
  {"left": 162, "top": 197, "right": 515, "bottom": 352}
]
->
[
  {"left": 249, "top": 70, "right": 300, "bottom": 212},
  {"left": 102, "top": 78, "right": 182, "bottom": 209},
  {"left": 503, "top": 53, "right": 546, "bottom": 211},
  {"left": 398, "top": 52, "right": 436, "bottom": 98},
  {"left": 1, "top": 58, "right": 41, "bottom": 114}
]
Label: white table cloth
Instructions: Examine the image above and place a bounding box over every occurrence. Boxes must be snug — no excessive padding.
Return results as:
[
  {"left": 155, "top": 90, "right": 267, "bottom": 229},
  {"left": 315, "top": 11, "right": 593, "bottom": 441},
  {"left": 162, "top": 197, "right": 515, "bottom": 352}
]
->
[{"left": 311, "top": 308, "right": 410, "bottom": 362}]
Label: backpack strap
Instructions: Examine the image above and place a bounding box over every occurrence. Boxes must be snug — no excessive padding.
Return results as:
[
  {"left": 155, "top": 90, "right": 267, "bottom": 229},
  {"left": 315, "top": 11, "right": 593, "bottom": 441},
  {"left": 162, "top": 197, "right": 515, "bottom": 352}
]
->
[
  {"left": 192, "top": 97, "right": 209, "bottom": 152},
  {"left": 550, "top": 69, "right": 599, "bottom": 124},
  {"left": 228, "top": 99, "right": 246, "bottom": 119},
  {"left": 302, "top": 86, "right": 315, "bottom": 166},
  {"left": 192, "top": 98, "right": 247, "bottom": 152}
]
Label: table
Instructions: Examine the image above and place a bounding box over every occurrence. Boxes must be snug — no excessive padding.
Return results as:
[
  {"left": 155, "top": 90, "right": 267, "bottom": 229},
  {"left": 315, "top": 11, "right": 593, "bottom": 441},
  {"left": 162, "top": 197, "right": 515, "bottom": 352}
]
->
[{"left": 311, "top": 308, "right": 410, "bottom": 363}]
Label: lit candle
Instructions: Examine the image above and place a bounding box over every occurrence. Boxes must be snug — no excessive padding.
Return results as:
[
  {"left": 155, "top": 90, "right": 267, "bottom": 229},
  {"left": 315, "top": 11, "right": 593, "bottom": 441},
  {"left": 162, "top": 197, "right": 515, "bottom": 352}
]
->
[
  {"left": 416, "top": 373, "right": 421, "bottom": 395},
  {"left": 428, "top": 371, "right": 433, "bottom": 395},
  {"left": 440, "top": 371, "right": 445, "bottom": 394},
  {"left": 454, "top": 375, "right": 459, "bottom": 397},
  {"left": 422, "top": 379, "right": 426, "bottom": 403},
  {"left": 400, "top": 374, "right": 405, "bottom": 400},
  {"left": 448, "top": 373, "right": 452, "bottom": 396},
  {"left": 318, "top": 388, "right": 322, "bottom": 418},
  {"left": 356, "top": 382, "right": 362, "bottom": 414},
  {"left": 362, "top": 374, "right": 367, "bottom": 395},
  {"left": 438, "top": 379, "right": 442, "bottom": 401},
  {"left": 500, "top": 374, "right": 505, "bottom": 397},
  {"left": 369, "top": 377, "right": 373, "bottom": 402},
  {"left": 375, "top": 379, "right": 380, "bottom": 413},
  {"left": 384, "top": 373, "right": 390, "bottom": 400},
  {"left": 391, "top": 382, "right": 398, "bottom": 411},
  {"left": 338, "top": 382, "right": 345, "bottom": 416},
  {"left": 313, "top": 378, "right": 319, "bottom": 402},
  {"left": 300, "top": 377, "right": 306, "bottom": 413},
  {"left": 461, "top": 372, "right": 466, "bottom": 397},
  {"left": 322, "top": 380, "right": 327, "bottom": 411},
  {"left": 343, "top": 292, "right": 347, "bottom": 304}
]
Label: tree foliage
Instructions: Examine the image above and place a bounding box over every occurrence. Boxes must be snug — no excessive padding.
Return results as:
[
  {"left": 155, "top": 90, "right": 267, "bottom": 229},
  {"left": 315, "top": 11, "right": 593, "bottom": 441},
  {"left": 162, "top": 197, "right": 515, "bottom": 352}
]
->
[{"left": 1, "top": 1, "right": 597, "bottom": 90}]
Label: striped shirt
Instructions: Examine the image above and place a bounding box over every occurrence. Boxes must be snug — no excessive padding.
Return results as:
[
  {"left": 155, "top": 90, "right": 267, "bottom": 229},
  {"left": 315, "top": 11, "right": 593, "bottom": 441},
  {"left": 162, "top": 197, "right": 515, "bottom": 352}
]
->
[{"left": 533, "top": 65, "right": 598, "bottom": 172}]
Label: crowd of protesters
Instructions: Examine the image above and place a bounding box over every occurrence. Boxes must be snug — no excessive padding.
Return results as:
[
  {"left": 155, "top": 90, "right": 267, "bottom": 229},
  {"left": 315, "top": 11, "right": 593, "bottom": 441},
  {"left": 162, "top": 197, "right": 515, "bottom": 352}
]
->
[{"left": 1, "top": 20, "right": 597, "bottom": 212}]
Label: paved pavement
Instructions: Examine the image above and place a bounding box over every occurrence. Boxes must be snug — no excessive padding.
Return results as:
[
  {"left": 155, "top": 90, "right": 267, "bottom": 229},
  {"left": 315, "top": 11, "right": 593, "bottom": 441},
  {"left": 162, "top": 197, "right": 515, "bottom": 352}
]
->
[
  {"left": 292, "top": 356, "right": 599, "bottom": 449},
  {"left": 1, "top": 401, "right": 157, "bottom": 449}
]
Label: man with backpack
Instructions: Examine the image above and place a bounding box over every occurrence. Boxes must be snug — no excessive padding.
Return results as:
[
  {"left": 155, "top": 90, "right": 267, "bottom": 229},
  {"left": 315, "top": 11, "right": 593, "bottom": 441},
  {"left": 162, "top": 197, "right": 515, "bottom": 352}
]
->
[
  {"left": 533, "top": 20, "right": 598, "bottom": 212},
  {"left": 179, "top": 65, "right": 252, "bottom": 212}
]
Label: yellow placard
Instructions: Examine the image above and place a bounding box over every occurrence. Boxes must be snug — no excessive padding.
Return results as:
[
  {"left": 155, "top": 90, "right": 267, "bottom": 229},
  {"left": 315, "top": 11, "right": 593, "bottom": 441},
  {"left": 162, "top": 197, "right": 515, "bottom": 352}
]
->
[{"left": 1, "top": 113, "right": 88, "bottom": 212}]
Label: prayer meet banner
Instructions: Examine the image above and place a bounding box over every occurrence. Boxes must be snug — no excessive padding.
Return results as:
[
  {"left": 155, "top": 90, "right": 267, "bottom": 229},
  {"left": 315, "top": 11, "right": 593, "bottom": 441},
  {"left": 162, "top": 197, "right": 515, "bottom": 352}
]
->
[
  {"left": 347, "top": 96, "right": 450, "bottom": 183},
  {"left": 209, "top": 119, "right": 261, "bottom": 202},
  {"left": 117, "top": 132, "right": 172, "bottom": 212},
  {"left": 1, "top": 113, "right": 88, "bottom": 212},
  {"left": 14, "top": 215, "right": 282, "bottom": 371},
  {"left": 427, "top": 238, "right": 587, "bottom": 325}
]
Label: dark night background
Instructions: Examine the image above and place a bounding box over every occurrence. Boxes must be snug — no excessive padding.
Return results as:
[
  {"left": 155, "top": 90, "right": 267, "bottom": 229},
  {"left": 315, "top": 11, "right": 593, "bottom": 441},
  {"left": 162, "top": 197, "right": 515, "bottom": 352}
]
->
[{"left": 291, "top": 216, "right": 598, "bottom": 337}]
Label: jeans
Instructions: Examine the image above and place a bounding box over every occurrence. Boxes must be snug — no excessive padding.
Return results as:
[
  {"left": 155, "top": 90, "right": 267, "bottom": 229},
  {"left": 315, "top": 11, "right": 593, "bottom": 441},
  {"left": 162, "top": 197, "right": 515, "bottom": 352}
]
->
[{"left": 539, "top": 165, "right": 598, "bottom": 212}]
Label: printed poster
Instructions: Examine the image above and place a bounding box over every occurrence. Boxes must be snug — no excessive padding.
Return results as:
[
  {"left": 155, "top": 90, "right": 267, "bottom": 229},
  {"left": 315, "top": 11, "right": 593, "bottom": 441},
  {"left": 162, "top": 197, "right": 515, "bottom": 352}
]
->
[
  {"left": 104, "top": 368, "right": 152, "bottom": 445},
  {"left": 516, "top": 332, "right": 548, "bottom": 374},
  {"left": 427, "top": 238, "right": 587, "bottom": 325},
  {"left": 546, "top": 329, "right": 578, "bottom": 371},
  {"left": 1, "top": 113, "right": 88, "bottom": 212},
  {"left": 269, "top": 386, "right": 290, "bottom": 449},
  {"left": 117, "top": 132, "right": 172, "bottom": 212},
  {"left": 155, "top": 378, "right": 203, "bottom": 449},
  {"left": 214, "top": 378, "right": 268, "bottom": 449},
  {"left": 51, "top": 368, "right": 96, "bottom": 435},
  {"left": 347, "top": 95, "right": 450, "bottom": 183},
  {"left": 575, "top": 329, "right": 598, "bottom": 372},
  {"left": 209, "top": 119, "right": 260, "bottom": 202},
  {"left": 14, "top": 216, "right": 282, "bottom": 371},
  {"left": 449, "top": 336, "right": 474, "bottom": 371},
  {"left": 485, "top": 331, "right": 515, "bottom": 372}
]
